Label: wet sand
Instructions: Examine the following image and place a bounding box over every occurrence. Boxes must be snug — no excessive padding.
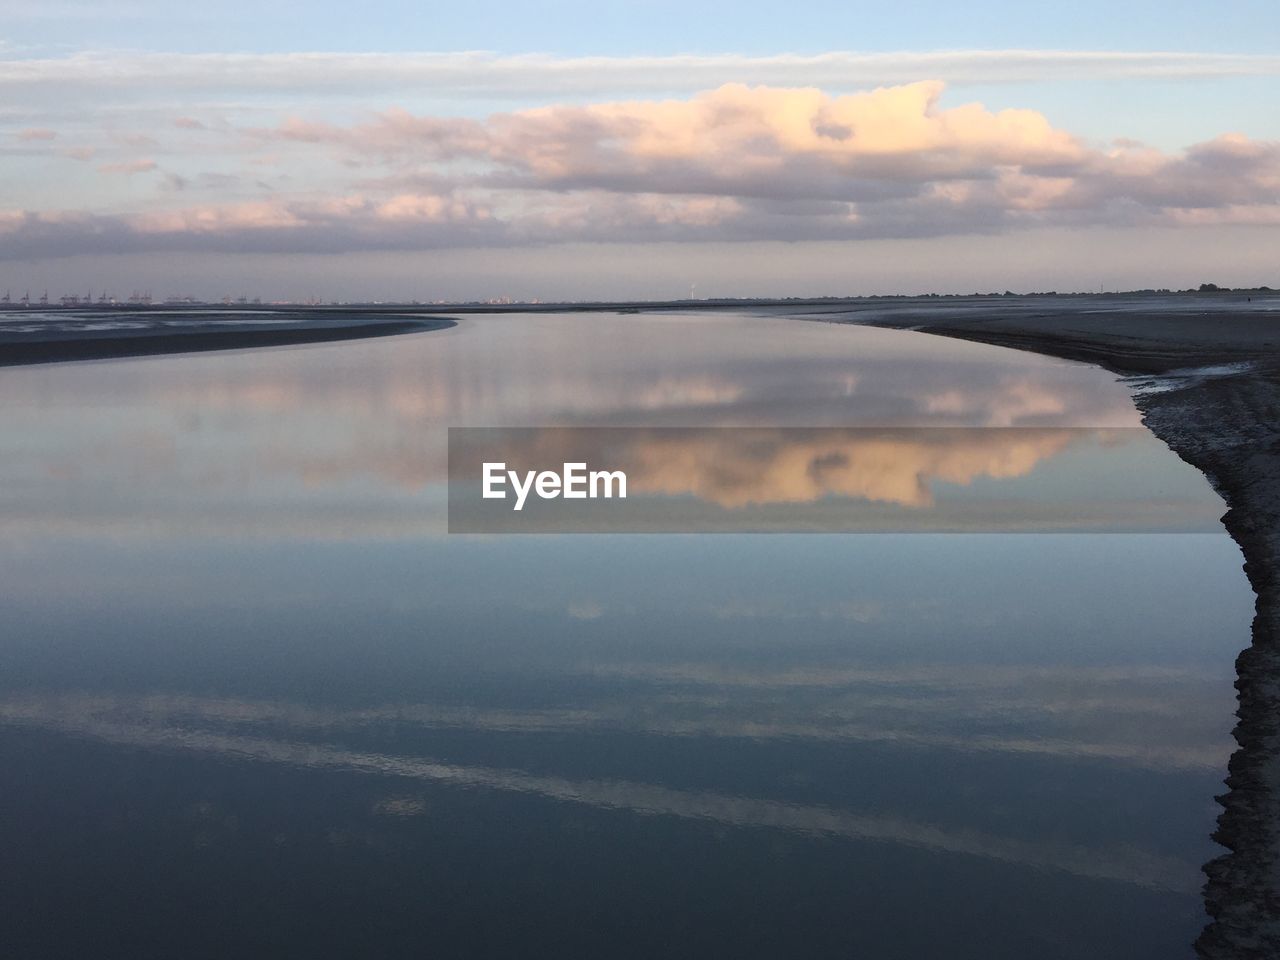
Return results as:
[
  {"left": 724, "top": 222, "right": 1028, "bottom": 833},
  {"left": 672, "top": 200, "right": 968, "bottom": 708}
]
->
[
  {"left": 0, "top": 312, "right": 455, "bottom": 367},
  {"left": 801, "top": 296, "right": 1280, "bottom": 959}
]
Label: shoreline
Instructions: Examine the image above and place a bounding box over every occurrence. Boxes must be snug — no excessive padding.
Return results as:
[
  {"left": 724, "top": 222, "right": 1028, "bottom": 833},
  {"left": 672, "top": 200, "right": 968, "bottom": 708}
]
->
[
  {"left": 0, "top": 315, "right": 456, "bottom": 367},
  {"left": 800, "top": 301, "right": 1280, "bottom": 959}
]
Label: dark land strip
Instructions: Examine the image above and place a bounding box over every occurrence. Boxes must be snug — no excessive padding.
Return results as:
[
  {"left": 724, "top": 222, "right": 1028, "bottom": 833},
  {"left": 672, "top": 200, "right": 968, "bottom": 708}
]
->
[
  {"left": 0, "top": 316, "right": 456, "bottom": 367},
  {"left": 802, "top": 300, "right": 1280, "bottom": 959}
]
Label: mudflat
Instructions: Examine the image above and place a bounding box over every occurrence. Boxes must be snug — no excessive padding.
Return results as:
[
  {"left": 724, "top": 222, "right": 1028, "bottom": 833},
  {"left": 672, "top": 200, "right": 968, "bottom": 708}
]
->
[
  {"left": 0, "top": 311, "right": 456, "bottom": 367},
  {"left": 804, "top": 294, "right": 1280, "bottom": 960}
]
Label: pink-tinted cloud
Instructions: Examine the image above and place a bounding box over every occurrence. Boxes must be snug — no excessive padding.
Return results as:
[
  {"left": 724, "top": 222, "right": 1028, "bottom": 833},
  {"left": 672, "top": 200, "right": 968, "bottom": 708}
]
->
[
  {"left": 271, "top": 82, "right": 1084, "bottom": 190},
  {"left": 97, "top": 158, "right": 158, "bottom": 175},
  {"left": 2, "top": 82, "right": 1278, "bottom": 260},
  {"left": 16, "top": 127, "right": 57, "bottom": 141},
  {"left": 253, "top": 82, "right": 1280, "bottom": 225}
]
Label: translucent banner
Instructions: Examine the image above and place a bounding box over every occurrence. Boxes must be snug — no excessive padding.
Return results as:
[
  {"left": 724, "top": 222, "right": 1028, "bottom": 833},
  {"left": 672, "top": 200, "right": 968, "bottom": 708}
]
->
[{"left": 448, "top": 427, "right": 1224, "bottom": 533}]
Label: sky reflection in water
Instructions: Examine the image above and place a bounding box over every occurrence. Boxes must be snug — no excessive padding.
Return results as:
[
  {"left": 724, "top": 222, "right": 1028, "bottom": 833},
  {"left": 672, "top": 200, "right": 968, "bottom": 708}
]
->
[{"left": 0, "top": 311, "right": 1255, "bottom": 959}]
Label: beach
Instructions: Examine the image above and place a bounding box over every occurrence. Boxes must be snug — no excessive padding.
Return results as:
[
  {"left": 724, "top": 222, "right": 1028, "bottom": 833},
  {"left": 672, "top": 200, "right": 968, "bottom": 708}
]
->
[
  {"left": 800, "top": 295, "right": 1280, "bottom": 959},
  {"left": 0, "top": 310, "right": 455, "bottom": 367}
]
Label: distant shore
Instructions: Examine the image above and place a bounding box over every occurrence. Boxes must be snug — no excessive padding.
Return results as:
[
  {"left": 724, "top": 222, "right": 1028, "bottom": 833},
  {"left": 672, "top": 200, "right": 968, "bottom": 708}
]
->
[
  {"left": 0, "top": 313, "right": 455, "bottom": 367},
  {"left": 797, "top": 298, "right": 1280, "bottom": 960}
]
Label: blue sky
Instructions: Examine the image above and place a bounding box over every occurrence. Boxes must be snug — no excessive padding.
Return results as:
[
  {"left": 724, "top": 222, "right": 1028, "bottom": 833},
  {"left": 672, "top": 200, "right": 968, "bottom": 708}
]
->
[
  {"left": 2, "top": 1, "right": 1278, "bottom": 299},
  {"left": 8, "top": 1, "right": 1280, "bottom": 56}
]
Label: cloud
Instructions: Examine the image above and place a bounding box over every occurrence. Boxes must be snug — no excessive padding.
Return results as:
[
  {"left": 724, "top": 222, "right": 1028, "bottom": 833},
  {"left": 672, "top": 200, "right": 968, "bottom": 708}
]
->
[
  {"left": 115, "top": 132, "right": 161, "bottom": 149},
  {"left": 267, "top": 81, "right": 1082, "bottom": 186},
  {"left": 16, "top": 127, "right": 56, "bottom": 140},
  {"left": 0, "top": 191, "right": 497, "bottom": 258},
  {"left": 3, "top": 49, "right": 1279, "bottom": 102},
  {"left": 96, "top": 158, "right": 158, "bottom": 175},
  {"left": 2, "top": 82, "right": 1278, "bottom": 259},
  {"left": 0, "top": 690, "right": 1206, "bottom": 891},
  {"left": 480, "top": 426, "right": 1082, "bottom": 508}
]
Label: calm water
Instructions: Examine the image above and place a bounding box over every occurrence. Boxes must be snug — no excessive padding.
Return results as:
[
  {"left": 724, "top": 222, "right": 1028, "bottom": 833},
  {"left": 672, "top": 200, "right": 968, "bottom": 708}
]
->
[{"left": 0, "top": 311, "right": 1255, "bottom": 959}]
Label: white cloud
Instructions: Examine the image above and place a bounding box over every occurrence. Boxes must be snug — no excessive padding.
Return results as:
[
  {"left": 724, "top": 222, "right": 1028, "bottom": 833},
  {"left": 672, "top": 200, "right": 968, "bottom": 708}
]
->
[
  {"left": 1, "top": 81, "right": 1277, "bottom": 259},
  {"left": 97, "top": 157, "right": 157, "bottom": 175},
  {"left": 2, "top": 49, "right": 1279, "bottom": 102}
]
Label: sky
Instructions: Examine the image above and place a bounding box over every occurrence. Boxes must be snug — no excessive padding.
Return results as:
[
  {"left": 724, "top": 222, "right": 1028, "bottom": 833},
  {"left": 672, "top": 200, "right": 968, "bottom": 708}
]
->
[{"left": 2, "top": 1, "right": 1279, "bottom": 301}]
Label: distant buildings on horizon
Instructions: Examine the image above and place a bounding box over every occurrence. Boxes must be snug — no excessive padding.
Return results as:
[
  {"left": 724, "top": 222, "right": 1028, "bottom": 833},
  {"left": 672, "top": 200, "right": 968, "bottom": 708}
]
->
[{"left": 0, "top": 286, "right": 1273, "bottom": 309}]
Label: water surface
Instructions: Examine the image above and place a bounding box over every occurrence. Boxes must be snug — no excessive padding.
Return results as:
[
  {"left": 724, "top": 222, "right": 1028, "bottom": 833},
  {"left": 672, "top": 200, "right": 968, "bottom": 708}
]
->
[{"left": 0, "top": 310, "right": 1254, "bottom": 959}]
